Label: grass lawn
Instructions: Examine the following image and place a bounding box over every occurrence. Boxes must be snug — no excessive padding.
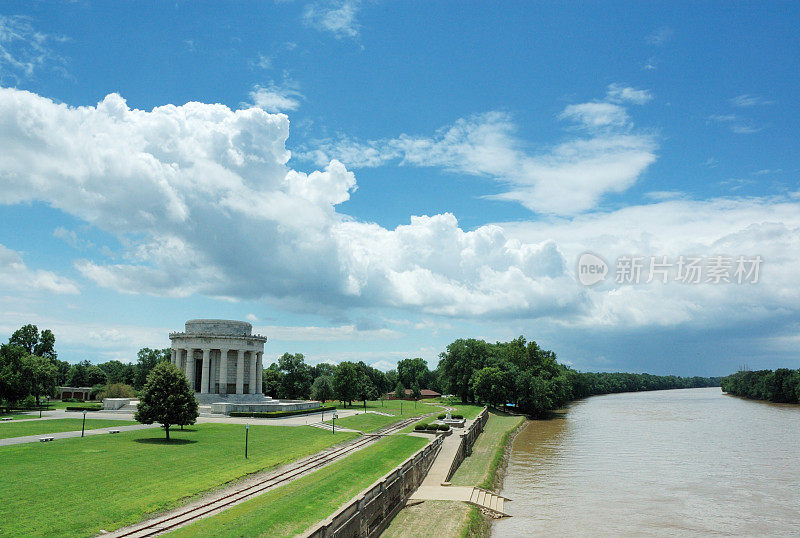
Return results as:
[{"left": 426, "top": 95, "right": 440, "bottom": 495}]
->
[
  {"left": 170, "top": 434, "right": 429, "bottom": 537},
  {"left": 381, "top": 500, "right": 471, "bottom": 538},
  {"left": 0, "top": 412, "right": 39, "bottom": 420},
  {"left": 330, "top": 398, "right": 445, "bottom": 417},
  {"left": 323, "top": 412, "right": 402, "bottom": 432},
  {"left": 450, "top": 411, "right": 524, "bottom": 489},
  {"left": 0, "top": 418, "right": 137, "bottom": 439},
  {"left": 0, "top": 423, "right": 358, "bottom": 537}
]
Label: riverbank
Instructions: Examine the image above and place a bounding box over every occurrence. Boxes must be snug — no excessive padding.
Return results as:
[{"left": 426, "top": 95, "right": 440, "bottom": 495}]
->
[{"left": 382, "top": 410, "right": 525, "bottom": 538}]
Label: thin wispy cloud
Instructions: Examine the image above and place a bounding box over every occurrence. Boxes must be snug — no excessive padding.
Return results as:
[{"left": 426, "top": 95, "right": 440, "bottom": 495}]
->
[
  {"left": 0, "top": 15, "right": 67, "bottom": 81},
  {"left": 303, "top": 0, "right": 361, "bottom": 40},
  {"left": 730, "top": 94, "right": 774, "bottom": 107},
  {"left": 248, "top": 80, "right": 303, "bottom": 112},
  {"left": 646, "top": 26, "right": 673, "bottom": 46}
]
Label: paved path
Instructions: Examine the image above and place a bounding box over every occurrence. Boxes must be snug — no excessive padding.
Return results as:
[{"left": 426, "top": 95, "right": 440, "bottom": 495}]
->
[
  {"left": 0, "top": 423, "right": 160, "bottom": 446},
  {"left": 419, "top": 418, "right": 475, "bottom": 486}
]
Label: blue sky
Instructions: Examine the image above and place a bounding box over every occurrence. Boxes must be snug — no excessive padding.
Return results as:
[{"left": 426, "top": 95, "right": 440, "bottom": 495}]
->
[{"left": 0, "top": 1, "right": 798, "bottom": 376}]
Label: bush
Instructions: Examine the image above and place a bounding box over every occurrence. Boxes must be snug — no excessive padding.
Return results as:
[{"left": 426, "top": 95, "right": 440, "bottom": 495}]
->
[
  {"left": 21, "top": 395, "right": 37, "bottom": 408},
  {"left": 438, "top": 424, "right": 450, "bottom": 431},
  {"left": 453, "top": 414, "right": 463, "bottom": 419},
  {"left": 66, "top": 404, "right": 102, "bottom": 411},
  {"left": 98, "top": 383, "right": 136, "bottom": 399},
  {"left": 229, "top": 404, "right": 336, "bottom": 419},
  {"left": 425, "top": 423, "right": 439, "bottom": 431},
  {"left": 437, "top": 413, "right": 446, "bottom": 420},
  {"left": 414, "top": 424, "right": 428, "bottom": 431}
]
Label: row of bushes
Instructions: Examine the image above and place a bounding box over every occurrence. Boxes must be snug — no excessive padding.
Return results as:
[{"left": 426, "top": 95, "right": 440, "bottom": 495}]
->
[
  {"left": 65, "top": 404, "right": 103, "bottom": 411},
  {"left": 229, "top": 404, "right": 337, "bottom": 419},
  {"left": 414, "top": 423, "right": 450, "bottom": 432},
  {"left": 437, "top": 413, "right": 463, "bottom": 420}
]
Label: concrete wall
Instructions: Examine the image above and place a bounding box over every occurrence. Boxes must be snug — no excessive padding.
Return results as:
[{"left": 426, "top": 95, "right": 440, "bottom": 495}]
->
[
  {"left": 185, "top": 319, "right": 252, "bottom": 336},
  {"left": 446, "top": 407, "right": 489, "bottom": 482},
  {"left": 306, "top": 435, "right": 444, "bottom": 538}
]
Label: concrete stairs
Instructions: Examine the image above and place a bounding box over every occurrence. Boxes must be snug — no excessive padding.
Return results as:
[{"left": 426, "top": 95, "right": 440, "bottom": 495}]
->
[{"left": 467, "top": 487, "right": 510, "bottom": 518}]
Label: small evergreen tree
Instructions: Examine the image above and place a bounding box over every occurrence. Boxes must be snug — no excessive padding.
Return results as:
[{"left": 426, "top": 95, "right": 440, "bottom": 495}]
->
[
  {"left": 394, "top": 380, "right": 405, "bottom": 400},
  {"left": 411, "top": 382, "right": 422, "bottom": 401},
  {"left": 134, "top": 362, "right": 198, "bottom": 441}
]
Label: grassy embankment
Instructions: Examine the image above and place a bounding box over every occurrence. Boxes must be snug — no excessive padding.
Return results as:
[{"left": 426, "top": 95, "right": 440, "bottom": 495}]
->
[
  {"left": 170, "top": 434, "right": 429, "bottom": 537},
  {"left": 0, "top": 418, "right": 137, "bottom": 439},
  {"left": 0, "top": 423, "right": 358, "bottom": 536},
  {"left": 382, "top": 410, "right": 525, "bottom": 538}
]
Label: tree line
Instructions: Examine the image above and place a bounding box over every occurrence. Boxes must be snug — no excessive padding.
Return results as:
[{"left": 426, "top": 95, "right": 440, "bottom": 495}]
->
[{"left": 720, "top": 369, "right": 800, "bottom": 403}]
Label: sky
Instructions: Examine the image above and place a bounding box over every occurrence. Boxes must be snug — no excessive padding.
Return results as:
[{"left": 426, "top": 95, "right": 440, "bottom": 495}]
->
[{"left": 0, "top": 1, "right": 798, "bottom": 376}]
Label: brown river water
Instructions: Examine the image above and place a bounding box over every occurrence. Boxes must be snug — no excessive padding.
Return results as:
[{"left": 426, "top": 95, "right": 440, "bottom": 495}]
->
[{"left": 493, "top": 387, "right": 800, "bottom": 537}]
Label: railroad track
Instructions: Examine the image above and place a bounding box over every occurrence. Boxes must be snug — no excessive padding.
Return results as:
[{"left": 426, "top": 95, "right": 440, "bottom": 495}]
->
[{"left": 108, "top": 414, "right": 432, "bottom": 538}]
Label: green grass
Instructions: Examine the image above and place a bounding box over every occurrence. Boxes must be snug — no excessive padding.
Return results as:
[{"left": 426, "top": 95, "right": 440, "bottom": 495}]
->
[
  {"left": 170, "top": 434, "right": 429, "bottom": 537},
  {"left": 0, "top": 418, "right": 137, "bottom": 439},
  {"left": 0, "top": 423, "right": 358, "bottom": 537},
  {"left": 0, "top": 412, "right": 39, "bottom": 420},
  {"left": 323, "top": 412, "right": 402, "bottom": 432},
  {"left": 330, "top": 398, "right": 444, "bottom": 417},
  {"left": 450, "top": 411, "right": 524, "bottom": 489}
]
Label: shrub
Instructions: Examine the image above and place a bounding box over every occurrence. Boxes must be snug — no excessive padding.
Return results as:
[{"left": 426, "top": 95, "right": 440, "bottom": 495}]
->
[
  {"left": 437, "top": 413, "right": 446, "bottom": 420},
  {"left": 21, "top": 395, "right": 37, "bottom": 408},
  {"left": 66, "top": 404, "right": 102, "bottom": 411},
  {"left": 453, "top": 414, "right": 463, "bottom": 419},
  {"left": 425, "top": 423, "right": 439, "bottom": 431},
  {"left": 98, "top": 383, "right": 136, "bottom": 399},
  {"left": 438, "top": 424, "right": 450, "bottom": 431},
  {"left": 414, "top": 424, "right": 427, "bottom": 431}
]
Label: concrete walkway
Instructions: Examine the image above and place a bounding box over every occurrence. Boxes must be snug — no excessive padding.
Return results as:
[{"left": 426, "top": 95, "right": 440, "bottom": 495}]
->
[{"left": 0, "top": 423, "right": 160, "bottom": 446}]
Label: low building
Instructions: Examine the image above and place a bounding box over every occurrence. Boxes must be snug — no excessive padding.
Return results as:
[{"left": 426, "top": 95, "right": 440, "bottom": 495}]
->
[
  {"left": 387, "top": 388, "right": 441, "bottom": 400},
  {"left": 59, "top": 386, "right": 95, "bottom": 400}
]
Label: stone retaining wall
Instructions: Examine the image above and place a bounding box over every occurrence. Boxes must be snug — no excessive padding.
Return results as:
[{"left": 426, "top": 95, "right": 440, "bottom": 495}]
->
[
  {"left": 446, "top": 407, "right": 489, "bottom": 482},
  {"left": 305, "top": 434, "right": 445, "bottom": 538}
]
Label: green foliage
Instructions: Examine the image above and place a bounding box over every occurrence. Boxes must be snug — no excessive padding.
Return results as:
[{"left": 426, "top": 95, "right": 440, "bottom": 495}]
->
[
  {"left": 98, "top": 360, "right": 136, "bottom": 385},
  {"left": 394, "top": 380, "right": 405, "bottom": 399},
  {"left": 98, "top": 383, "right": 136, "bottom": 399},
  {"left": 438, "top": 335, "right": 721, "bottom": 417},
  {"left": 414, "top": 424, "right": 427, "bottom": 431},
  {"left": 262, "top": 364, "right": 283, "bottom": 398},
  {"left": 277, "top": 352, "right": 314, "bottom": 399},
  {"left": 397, "top": 358, "right": 434, "bottom": 391},
  {"left": 438, "top": 424, "right": 450, "bottom": 431},
  {"left": 721, "top": 368, "right": 800, "bottom": 403},
  {"left": 134, "top": 347, "right": 171, "bottom": 389},
  {"left": 425, "top": 423, "right": 439, "bottom": 430},
  {"left": 134, "top": 362, "right": 198, "bottom": 440},
  {"left": 333, "top": 361, "right": 360, "bottom": 405},
  {"left": 311, "top": 375, "right": 334, "bottom": 402},
  {"left": 65, "top": 404, "right": 102, "bottom": 411}
]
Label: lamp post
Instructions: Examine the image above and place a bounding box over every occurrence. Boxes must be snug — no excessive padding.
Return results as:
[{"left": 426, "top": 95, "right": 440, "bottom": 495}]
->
[
  {"left": 332, "top": 412, "right": 338, "bottom": 434},
  {"left": 245, "top": 424, "right": 249, "bottom": 459},
  {"left": 81, "top": 410, "right": 87, "bottom": 437}
]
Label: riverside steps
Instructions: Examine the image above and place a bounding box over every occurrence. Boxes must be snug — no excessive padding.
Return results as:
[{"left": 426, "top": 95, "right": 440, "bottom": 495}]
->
[{"left": 407, "top": 408, "right": 511, "bottom": 519}]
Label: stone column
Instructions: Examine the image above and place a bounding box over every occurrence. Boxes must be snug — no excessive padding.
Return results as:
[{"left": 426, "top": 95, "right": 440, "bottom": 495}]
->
[
  {"left": 186, "top": 348, "right": 195, "bottom": 392},
  {"left": 219, "top": 348, "right": 228, "bottom": 395},
  {"left": 256, "top": 352, "right": 263, "bottom": 395},
  {"left": 170, "top": 348, "right": 176, "bottom": 367},
  {"left": 201, "top": 348, "right": 210, "bottom": 394},
  {"left": 249, "top": 351, "right": 258, "bottom": 395},
  {"left": 236, "top": 349, "right": 244, "bottom": 394}
]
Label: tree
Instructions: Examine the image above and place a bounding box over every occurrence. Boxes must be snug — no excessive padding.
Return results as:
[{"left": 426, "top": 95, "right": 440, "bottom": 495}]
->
[
  {"left": 134, "top": 362, "right": 198, "bottom": 441},
  {"left": 311, "top": 375, "right": 334, "bottom": 403},
  {"left": 277, "top": 352, "right": 313, "bottom": 399},
  {"left": 439, "top": 339, "right": 489, "bottom": 403},
  {"left": 394, "top": 380, "right": 405, "bottom": 400},
  {"left": 134, "top": 348, "right": 171, "bottom": 390},
  {"left": 86, "top": 365, "right": 108, "bottom": 386},
  {"left": 8, "top": 324, "right": 57, "bottom": 359},
  {"left": 98, "top": 360, "right": 136, "bottom": 385},
  {"left": 397, "top": 358, "right": 432, "bottom": 390},
  {"left": 410, "top": 382, "right": 422, "bottom": 401},
  {"left": 333, "top": 362, "right": 359, "bottom": 406},
  {"left": 262, "top": 364, "right": 284, "bottom": 397},
  {"left": 22, "top": 355, "right": 57, "bottom": 406},
  {"left": 0, "top": 344, "right": 29, "bottom": 405},
  {"left": 67, "top": 361, "right": 90, "bottom": 387}
]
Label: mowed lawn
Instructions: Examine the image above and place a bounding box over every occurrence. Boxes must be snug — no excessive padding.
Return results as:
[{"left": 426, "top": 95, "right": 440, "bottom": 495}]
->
[
  {"left": 331, "top": 398, "right": 443, "bottom": 417},
  {"left": 323, "top": 412, "right": 402, "bottom": 432},
  {"left": 0, "top": 423, "right": 358, "bottom": 537},
  {"left": 450, "top": 411, "right": 524, "bottom": 488},
  {"left": 171, "top": 434, "right": 429, "bottom": 537},
  {"left": 0, "top": 418, "right": 137, "bottom": 439}
]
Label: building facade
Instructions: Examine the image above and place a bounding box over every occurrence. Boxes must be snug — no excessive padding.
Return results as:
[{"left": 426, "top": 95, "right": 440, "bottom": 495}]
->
[{"left": 169, "top": 319, "right": 266, "bottom": 399}]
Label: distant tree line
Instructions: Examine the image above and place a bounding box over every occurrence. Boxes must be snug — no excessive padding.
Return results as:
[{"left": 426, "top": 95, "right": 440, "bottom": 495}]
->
[
  {"left": 438, "top": 336, "right": 721, "bottom": 417},
  {"left": 721, "top": 369, "right": 800, "bottom": 403},
  {"left": 0, "top": 323, "right": 170, "bottom": 407}
]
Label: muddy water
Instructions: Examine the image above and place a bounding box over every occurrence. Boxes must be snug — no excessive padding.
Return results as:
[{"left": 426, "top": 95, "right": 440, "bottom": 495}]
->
[{"left": 493, "top": 387, "right": 800, "bottom": 537}]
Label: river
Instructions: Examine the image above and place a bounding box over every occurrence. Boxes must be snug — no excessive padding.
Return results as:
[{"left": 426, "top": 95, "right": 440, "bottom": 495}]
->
[{"left": 493, "top": 387, "right": 800, "bottom": 537}]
